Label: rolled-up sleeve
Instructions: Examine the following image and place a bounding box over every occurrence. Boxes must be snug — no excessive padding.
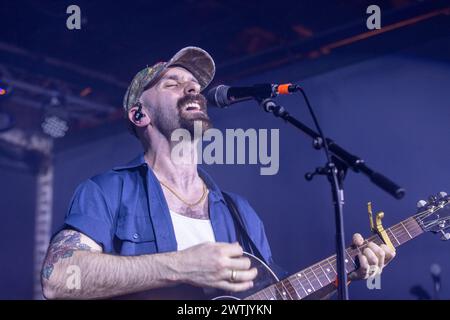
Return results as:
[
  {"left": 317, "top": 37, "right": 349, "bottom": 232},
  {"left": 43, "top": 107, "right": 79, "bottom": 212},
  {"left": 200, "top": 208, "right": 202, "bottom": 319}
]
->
[{"left": 62, "top": 180, "right": 115, "bottom": 253}]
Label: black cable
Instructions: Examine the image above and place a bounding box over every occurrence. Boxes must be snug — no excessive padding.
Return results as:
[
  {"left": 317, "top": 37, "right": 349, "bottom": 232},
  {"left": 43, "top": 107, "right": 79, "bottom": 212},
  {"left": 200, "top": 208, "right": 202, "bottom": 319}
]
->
[{"left": 297, "top": 87, "right": 332, "bottom": 163}]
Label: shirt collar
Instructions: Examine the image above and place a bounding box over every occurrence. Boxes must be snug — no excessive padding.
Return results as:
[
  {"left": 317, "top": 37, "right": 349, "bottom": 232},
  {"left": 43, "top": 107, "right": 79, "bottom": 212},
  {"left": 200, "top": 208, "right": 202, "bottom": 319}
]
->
[
  {"left": 113, "top": 154, "right": 146, "bottom": 171},
  {"left": 113, "top": 153, "right": 225, "bottom": 202}
]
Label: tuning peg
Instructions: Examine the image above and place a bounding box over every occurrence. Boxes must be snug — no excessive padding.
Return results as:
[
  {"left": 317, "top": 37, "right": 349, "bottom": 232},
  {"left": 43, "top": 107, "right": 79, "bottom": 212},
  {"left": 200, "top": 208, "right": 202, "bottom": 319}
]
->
[
  {"left": 440, "top": 231, "right": 450, "bottom": 241},
  {"left": 428, "top": 195, "right": 438, "bottom": 205},
  {"left": 438, "top": 191, "right": 448, "bottom": 200},
  {"left": 417, "top": 200, "right": 428, "bottom": 209}
]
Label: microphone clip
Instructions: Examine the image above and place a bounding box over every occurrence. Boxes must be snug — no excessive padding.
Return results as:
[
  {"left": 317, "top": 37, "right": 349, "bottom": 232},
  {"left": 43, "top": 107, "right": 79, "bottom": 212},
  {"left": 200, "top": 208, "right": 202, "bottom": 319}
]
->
[
  {"left": 259, "top": 98, "right": 289, "bottom": 117},
  {"left": 305, "top": 158, "right": 348, "bottom": 183}
]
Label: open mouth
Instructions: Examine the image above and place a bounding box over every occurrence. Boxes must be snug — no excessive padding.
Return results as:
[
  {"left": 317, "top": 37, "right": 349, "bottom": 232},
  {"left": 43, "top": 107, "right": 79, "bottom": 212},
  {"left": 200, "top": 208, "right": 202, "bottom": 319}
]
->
[{"left": 183, "top": 102, "right": 203, "bottom": 113}]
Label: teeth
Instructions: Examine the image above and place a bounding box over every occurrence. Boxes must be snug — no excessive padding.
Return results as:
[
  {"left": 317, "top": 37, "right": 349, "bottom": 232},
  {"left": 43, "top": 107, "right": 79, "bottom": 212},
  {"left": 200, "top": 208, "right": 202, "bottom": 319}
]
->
[{"left": 185, "top": 102, "right": 201, "bottom": 110}]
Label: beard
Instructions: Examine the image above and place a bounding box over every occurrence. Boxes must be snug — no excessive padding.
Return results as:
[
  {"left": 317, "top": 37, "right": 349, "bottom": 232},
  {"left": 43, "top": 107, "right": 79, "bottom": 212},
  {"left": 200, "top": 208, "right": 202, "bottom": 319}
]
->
[
  {"left": 152, "top": 93, "right": 213, "bottom": 141},
  {"left": 177, "top": 93, "right": 212, "bottom": 136}
]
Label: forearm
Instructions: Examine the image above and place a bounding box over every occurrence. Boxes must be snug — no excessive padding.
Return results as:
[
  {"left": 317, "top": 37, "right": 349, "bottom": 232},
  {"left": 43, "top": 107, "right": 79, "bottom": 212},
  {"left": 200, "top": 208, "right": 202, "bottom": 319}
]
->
[
  {"left": 42, "top": 250, "right": 180, "bottom": 299},
  {"left": 42, "top": 230, "right": 255, "bottom": 299}
]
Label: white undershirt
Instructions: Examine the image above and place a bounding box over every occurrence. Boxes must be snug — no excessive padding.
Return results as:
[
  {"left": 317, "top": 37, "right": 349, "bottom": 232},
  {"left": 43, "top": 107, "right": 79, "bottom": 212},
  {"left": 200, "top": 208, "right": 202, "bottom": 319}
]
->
[{"left": 169, "top": 210, "right": 216, "bottom": 251}]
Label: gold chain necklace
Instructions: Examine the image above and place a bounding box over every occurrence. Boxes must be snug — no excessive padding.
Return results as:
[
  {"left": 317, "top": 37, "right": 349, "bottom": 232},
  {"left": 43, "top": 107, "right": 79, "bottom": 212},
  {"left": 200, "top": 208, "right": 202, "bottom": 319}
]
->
[{"left": 158, "top": 178, "right": 208, "bottom": 208}]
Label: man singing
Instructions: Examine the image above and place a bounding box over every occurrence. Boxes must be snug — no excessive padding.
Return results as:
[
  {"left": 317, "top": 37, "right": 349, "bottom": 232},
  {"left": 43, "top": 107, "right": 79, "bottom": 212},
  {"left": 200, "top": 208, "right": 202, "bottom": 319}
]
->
[{"left": 41, "top": 47, "right": 395, "bottom": 299}]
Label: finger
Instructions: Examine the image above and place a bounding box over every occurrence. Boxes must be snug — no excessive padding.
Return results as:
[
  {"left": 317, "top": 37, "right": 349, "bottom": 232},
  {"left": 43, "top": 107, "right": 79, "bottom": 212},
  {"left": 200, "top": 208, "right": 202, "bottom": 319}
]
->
[
  {"left": 368, "top": 242, "right": 385, "bottom": 270},
  {"left": 225, "top": 256, "right": 252, "bottom": 271},
  {"left": 380, "top": 244, "right": 396, "bottom": 264},
  {"left": 357, "top": 254, "right": 370, "bottom": 279},
  {"left": 352, "top": 233, "right": 364, "bottom": 247},
  {"left": 363, "top": 247, "right": 379, "bottom": 267},
  {"left": 216, "top": 280, "right": 254, "bottom": 293},
  {"left": 224, "top": 267, "right": 258, "bottom": 283},
  {"left": 219, "top": 242, "right": 244, "bottom": 258}
]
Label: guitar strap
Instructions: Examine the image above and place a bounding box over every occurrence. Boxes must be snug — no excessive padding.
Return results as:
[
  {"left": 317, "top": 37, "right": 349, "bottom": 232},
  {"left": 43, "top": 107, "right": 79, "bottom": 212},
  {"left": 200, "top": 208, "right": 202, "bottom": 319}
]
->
[{"left": 222, "top": 191, "right": 265, "bottom": 262}]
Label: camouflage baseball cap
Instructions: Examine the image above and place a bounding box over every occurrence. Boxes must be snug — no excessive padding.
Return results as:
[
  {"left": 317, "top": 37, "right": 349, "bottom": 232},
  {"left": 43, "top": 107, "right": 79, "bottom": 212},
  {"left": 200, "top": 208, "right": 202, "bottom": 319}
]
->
[{"left": 123, "top": 46, "right": 215, "bottom": 112}]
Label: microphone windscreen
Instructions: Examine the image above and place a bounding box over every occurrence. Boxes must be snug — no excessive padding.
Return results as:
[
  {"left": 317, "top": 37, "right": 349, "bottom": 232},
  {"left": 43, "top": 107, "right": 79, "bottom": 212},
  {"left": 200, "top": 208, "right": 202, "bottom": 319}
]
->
[{"left": 206, "top": 85, "right": 229, "bottom": 108}]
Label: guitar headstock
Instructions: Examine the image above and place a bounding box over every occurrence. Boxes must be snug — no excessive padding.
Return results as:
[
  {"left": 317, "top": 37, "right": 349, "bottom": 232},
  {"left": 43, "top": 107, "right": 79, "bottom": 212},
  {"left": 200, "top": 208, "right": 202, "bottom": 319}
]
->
[{"left": 415, "top": 192, "right": 450, "bottom": 240}]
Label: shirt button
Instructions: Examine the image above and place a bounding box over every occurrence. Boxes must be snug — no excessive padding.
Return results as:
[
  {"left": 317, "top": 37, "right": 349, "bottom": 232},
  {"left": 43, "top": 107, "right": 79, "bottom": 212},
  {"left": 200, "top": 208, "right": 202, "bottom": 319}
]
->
[{"left": 133, "top": 233, "right": 139, "bottom": 239}]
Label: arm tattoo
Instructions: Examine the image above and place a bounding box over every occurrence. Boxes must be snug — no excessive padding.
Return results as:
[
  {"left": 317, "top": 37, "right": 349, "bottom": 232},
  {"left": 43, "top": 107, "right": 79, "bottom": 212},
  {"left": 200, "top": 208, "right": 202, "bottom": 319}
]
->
[{"left": 42, "top": 230, "right": 92, "bottom": 280}]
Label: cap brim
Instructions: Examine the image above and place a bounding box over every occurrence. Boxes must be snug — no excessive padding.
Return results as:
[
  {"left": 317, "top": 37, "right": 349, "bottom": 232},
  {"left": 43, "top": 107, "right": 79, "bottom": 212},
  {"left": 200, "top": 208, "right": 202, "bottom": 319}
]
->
[{"left": 166, "top": 46, "right": 215, "bottom": 90}]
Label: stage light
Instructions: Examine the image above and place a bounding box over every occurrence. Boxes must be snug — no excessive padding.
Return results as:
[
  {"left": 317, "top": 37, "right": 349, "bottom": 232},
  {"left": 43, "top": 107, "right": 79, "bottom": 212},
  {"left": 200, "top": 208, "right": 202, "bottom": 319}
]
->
[
  {"left": 0, "top": 80, "right": 12, "bottom": 97},
  {"left": 41, "top": 115, "right": 68, "bottom": 138},
  {"left": 41, "top": 93, "right": 69, "bottom": 138},
  {"left": 0, "top": 79, "right": 14, "bottom": 132}
]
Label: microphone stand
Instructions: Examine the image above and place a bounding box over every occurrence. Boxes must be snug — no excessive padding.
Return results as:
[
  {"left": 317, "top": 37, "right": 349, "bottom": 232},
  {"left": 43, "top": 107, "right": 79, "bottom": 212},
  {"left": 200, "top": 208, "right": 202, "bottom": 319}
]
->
[{"left": 258, "top": 97, "right": 405, "bottom": 300}]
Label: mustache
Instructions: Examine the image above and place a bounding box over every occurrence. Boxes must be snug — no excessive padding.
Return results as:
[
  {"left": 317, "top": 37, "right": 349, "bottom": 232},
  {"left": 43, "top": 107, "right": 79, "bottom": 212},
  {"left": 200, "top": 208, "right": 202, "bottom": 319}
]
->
[{"left": 177, "top": 94, "right": 207, "bottom": 111}]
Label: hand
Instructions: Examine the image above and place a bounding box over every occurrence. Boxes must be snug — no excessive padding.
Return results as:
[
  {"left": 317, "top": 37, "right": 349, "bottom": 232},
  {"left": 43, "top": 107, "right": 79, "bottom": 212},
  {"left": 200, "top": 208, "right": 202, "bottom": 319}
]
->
[
  {"left": 348, "top": 233, "right": 396, "bottom": 281},
  {"left": 175, "top": 242, "right": 257, "bottom": 292}
]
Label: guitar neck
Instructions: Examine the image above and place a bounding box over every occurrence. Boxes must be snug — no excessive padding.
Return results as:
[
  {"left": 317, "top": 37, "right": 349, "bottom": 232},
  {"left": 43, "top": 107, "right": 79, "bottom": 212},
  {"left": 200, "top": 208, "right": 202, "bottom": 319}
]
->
[{"left": 245, "top": 215, "right": 424, "bottom": 300}]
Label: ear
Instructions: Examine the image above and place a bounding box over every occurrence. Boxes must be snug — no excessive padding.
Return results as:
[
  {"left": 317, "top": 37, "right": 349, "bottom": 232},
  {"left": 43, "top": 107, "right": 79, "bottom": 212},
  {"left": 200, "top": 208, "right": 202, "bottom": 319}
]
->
[{"left": 128, "top": 104, "right": 151, "bottom": 128}]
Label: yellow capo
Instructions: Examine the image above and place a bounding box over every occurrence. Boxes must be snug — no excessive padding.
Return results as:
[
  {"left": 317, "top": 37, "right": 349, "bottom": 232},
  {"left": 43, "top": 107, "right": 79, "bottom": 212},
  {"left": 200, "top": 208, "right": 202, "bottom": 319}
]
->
[{"left": 367, "top": 202, "right": 396, "bottom": 253}]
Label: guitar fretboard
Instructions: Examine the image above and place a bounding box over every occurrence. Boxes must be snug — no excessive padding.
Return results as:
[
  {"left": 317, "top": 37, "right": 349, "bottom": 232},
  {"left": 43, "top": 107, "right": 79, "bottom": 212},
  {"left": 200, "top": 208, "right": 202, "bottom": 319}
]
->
[{"left": 245, "top": 216, "right": 424, "bottom": 300}]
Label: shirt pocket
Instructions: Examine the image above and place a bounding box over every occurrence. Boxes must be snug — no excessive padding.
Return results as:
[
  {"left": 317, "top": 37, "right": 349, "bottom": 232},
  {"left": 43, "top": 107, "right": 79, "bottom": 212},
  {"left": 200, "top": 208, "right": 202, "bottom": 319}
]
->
[{"left": 114, "top": 216, "right": 157, "bottom": 255}]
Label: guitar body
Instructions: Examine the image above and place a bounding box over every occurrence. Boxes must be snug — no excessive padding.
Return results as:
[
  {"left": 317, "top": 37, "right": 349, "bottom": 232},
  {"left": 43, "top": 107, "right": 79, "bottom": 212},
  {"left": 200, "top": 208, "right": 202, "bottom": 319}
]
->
[{"left": 212, "top": 252, "right": 279, "bottom": 300}]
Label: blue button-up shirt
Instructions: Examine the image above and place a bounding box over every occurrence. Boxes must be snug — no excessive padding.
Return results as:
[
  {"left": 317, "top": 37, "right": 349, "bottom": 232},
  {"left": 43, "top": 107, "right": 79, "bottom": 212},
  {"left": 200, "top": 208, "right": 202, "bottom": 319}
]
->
[{"left": 60, "top": 154, "right": 280, "bottom": 274}]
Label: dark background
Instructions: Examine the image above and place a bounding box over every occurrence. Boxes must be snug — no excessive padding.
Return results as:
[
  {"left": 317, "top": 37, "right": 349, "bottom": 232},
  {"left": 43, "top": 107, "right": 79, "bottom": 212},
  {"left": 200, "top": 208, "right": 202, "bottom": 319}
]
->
[{"left": 0, "top": 0, "right": 449, "bottom": 299}]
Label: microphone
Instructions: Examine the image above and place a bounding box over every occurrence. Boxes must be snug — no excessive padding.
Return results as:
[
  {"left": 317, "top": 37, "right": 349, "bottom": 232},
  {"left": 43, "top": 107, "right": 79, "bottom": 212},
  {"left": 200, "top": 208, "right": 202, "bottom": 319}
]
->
[
  {"left": 430, "top": 263, "right": 441, "bottom": 299},
  {"left": 206, "top": 83, "right": 300, "bottom": 108}
]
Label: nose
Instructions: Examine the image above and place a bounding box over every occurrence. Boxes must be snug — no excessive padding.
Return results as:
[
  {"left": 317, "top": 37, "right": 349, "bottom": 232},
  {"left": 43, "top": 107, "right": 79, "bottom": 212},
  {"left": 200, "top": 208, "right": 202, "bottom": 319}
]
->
[{"left": 184, "top": 81, "right": 201, "bottom": 95}]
